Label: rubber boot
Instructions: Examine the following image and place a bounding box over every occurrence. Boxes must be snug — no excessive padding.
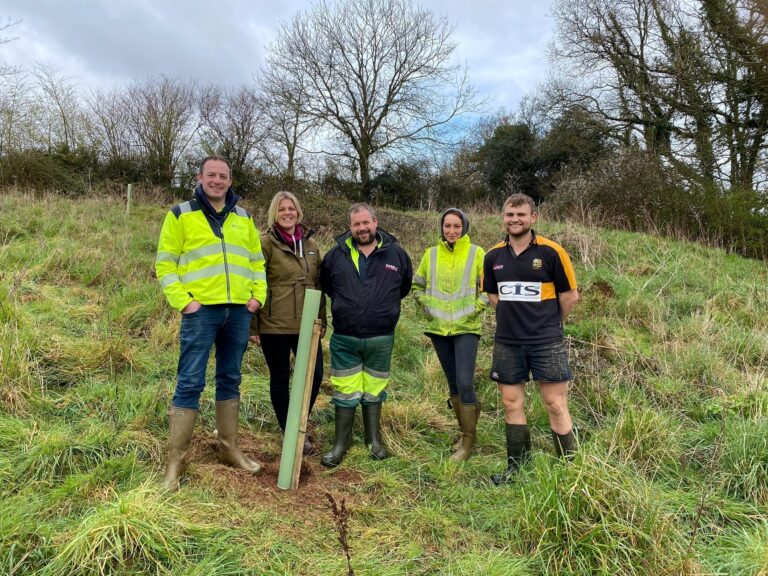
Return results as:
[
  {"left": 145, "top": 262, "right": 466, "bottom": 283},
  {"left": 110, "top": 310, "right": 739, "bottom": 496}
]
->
[
  {"left": 490, "top": 424, "right": 531, "bottom": 486},
  {"left": 163, "top": 406, "right": 198, "bottom": 491},
  {"left": 215, "top": 399, "right": 262, "bottom": 474},
  {"left": 450, "top": 402, "right": 480, "bottom": 462},
  {"left": 321, "top": 406, "right": 356, "bottom": 467},
  {"left": 303, "top": 424, "right": 317, "bottom": 456},
  {"left": 449, "top": 395, "right": 462, "bottom": 450},
  {"left": 362, "top": 402, "right": 389, "bottom": 460},
  {"left": 280, "top": 425, "right": 316, "bottom": 456},
  {"left": 552, "top": 429, "right": 576, "bottom": 460}
]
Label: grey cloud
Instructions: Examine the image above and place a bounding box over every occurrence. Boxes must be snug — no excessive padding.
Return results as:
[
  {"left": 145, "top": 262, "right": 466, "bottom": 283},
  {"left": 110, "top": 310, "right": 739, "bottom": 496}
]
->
[{"left": 0, "top": 0, "right": 553, "bottom": 109}]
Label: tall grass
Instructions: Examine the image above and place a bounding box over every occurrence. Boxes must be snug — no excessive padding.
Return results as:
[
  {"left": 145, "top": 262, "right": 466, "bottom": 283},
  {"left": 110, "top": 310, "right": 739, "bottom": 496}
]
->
[
  {"left": 1, "top": 190, "right": 767, "bottom": 574},
  {"left": 43, "top": 483, "right": 194, "bottom": 575}
]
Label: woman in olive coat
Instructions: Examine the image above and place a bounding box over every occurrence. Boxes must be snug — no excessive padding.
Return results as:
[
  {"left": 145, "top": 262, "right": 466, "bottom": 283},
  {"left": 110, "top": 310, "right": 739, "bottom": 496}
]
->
[{"left": 250, "top": 191, "right": 325, "bottom": 454}]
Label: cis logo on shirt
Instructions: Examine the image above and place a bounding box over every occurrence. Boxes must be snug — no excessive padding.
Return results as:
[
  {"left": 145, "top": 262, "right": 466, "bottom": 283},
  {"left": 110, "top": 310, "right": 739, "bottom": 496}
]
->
[
  {"left": 497, "top": 281, "right": 542, "bottom": 302},
  {"left": 385, "top": 263, "right": 399, "bottom": 272}
]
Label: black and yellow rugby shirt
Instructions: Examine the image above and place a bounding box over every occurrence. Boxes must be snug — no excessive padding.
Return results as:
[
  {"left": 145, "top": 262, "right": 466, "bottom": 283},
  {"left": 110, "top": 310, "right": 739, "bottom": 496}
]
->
[{"left": 481, "top": 230, "right": 577, "bottom": 345}]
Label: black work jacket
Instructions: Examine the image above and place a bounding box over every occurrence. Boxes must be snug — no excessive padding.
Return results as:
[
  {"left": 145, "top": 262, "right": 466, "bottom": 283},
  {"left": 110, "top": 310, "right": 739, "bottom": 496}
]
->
[{"left": 320, "top": 229, "right": 413, "bottom": 337}]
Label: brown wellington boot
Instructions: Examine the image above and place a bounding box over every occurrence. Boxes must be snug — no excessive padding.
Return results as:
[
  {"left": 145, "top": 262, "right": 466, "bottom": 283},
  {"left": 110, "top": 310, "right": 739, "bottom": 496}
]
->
[
  {"left": 215, "top": 399, "right": 262, "bottom": 474},
  {"left": 163, "top": 406, "right": 198, "bottom": 491},
  {"left": 303, "top": 424, "right": 317, "bottom": 456},
  {"left": 450, "top": 402, "right": 480, "bottom": 462},
  {"left": 449, "top": 395, "right": 463, "bottom": 450}
]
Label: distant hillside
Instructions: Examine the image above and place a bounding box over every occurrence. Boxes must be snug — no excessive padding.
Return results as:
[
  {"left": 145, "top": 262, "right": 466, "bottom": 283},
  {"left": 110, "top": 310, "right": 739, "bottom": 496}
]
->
[{"left": 1, "top": 190, "right": 767, "bottom": 575}]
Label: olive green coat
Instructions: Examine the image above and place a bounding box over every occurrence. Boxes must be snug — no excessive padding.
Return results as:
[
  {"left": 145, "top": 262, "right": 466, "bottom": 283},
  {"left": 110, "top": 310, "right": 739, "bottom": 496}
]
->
[{"left": 250, "top": 225, "right": 325, "bottom": 335}]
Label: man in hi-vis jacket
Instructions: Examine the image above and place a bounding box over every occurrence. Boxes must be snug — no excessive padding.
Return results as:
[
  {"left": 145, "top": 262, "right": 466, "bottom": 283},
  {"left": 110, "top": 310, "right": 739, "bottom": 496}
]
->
[{"left": 155, "top": 156, "right": 267, "bottom": 490}]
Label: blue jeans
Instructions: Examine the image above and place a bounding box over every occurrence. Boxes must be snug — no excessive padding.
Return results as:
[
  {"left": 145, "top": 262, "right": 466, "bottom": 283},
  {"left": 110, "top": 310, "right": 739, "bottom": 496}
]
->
[
  {"left": 428, "top": 333, "right": 480, "bottom": 404},
  {"left": 173, "top": 304, "right": 253, "bottom": 410}
]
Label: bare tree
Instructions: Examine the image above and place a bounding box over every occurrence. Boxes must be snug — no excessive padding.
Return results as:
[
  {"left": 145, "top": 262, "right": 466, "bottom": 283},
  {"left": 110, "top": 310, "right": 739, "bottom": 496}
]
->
[
  {"left": 0, "top": 73, "right": 33, "bottom": 154},
  {"left": 33, "top": 64, "right": 82, "bottom": 151},
  {"left": 0, "top": 17, "right": 21, "bottom": 78},
  {"left": 257, "top": 67, "right": 320, "bottom": 180},
  {"left": 198, "top": 83, "right": 268, "bottom": 185},
  {"left": 84, "top": 87, "right": 133, "bottom": 170},
  {"left": 0, "top": 18, "right": 28, "bottom": 154},
  {"left": 266, "top": 0, "right": 478, "bottom": 197},
  {"left": 125, "top": 77, "right": 199, "bottom": 187},
  {"left": 550, "top": 0, "right": 768, "bottom": 191}
]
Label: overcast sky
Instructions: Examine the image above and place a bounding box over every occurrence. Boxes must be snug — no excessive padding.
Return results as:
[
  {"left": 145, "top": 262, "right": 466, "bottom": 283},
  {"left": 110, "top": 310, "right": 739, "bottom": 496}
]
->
[{"left": 0, "top": 0, "right": 554, "bottom": 113}]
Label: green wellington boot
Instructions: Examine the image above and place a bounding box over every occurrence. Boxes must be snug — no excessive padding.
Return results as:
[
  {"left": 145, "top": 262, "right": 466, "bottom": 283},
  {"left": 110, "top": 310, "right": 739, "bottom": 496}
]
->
[
  {"left": 490, "top": 423, "right": 531, "bottom": 485},
  {"left": 552, "top": 429, "right": 576, "bottom": 460},
  {"left": 362, "top": 402, "right": 389, "bottom": 460},
  {"left": 321, "top": 406, "right": 357, "bottom": 468},
  {"left": 163, "top": 406, "right": 198, "bottom": 491},
  {"left": 450, "top": 402, "right": 480, "bottom": 462},
  {"left": 215, "top": 399, "right": 262, "bottom": 474}
]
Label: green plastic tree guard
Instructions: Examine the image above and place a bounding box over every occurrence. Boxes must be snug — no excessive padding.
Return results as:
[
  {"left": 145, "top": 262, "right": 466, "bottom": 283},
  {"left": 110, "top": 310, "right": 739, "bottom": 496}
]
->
[{"left": 277, "top": 288, "right": 322, "bottom": 489}]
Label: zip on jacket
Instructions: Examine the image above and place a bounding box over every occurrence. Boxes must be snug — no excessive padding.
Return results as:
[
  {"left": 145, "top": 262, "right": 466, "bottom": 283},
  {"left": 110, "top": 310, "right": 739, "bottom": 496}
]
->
[
  {"left": 155, "top": 186, "right": 267, "bottom": 311},
  {"left": 412, "top": 234, "right": 489, "bottom": 336}
]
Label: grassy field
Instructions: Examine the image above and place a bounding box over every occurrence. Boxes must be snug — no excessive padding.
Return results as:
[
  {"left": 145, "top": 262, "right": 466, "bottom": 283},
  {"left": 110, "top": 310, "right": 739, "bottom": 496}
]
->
[{"left": 1, "top": 189, "right": 767, "bottom": 575}]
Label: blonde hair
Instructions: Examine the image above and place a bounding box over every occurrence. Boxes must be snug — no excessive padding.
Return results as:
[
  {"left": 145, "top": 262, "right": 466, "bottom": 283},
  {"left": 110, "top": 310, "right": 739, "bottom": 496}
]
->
[{"left": 267, "top": 191, "right": 304, "bottom": 228}]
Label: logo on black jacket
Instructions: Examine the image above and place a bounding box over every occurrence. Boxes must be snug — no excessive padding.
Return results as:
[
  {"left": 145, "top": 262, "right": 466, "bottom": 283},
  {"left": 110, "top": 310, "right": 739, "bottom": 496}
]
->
[{"left": 385, "top": 264, "right": 399, "bottom": 272}]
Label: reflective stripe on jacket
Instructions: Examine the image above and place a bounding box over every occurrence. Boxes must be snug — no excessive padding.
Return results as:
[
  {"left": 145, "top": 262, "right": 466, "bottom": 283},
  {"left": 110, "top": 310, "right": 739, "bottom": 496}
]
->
[
  {"left": 155, "top": 194, "right": 266, "bottom": 311},
  {"left": 412, "top": 234, "right": 488, "bottom": 336}
]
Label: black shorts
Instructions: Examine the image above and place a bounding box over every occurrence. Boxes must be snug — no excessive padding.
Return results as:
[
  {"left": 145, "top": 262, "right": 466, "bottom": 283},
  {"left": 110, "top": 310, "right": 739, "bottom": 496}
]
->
[{"left": 490, "top": 340, "right": 572, "bottom": 384}]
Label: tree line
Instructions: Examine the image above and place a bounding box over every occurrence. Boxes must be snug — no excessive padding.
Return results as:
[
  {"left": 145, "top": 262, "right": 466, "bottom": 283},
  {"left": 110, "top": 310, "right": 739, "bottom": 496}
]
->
[{"left": 0, "top": 0, "right": 765, "bottom": 257}]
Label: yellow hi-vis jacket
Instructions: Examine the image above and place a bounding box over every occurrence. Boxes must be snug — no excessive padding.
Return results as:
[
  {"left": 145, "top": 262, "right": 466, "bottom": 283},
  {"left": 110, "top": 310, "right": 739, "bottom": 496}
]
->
[
  {"left": 412, "top": 234, "right": 489, "bottom": 336},
  {"left": 155, "top": 196, "right": 267, "bottom": 311}
]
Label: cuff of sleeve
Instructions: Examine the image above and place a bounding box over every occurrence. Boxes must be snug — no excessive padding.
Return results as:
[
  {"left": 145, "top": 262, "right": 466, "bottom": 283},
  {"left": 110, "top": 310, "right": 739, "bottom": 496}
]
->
[{"left": 175, "top": 296, "right": 194, "bottom": 312}]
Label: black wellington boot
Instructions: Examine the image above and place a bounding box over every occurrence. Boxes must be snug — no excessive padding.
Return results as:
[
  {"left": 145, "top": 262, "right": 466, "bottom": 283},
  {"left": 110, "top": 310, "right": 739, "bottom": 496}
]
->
[
  {"left": 362, "top": 402, "right": 389, "bottom": 460},
  {"left": 552, "top": 429, "right": 576, "bottom": 460},
  {"left": 321, "top": 406, "right": 356, "bottom": 468},
  {"left": 490, "top": 424, "right": 531, "bottom": 486}
]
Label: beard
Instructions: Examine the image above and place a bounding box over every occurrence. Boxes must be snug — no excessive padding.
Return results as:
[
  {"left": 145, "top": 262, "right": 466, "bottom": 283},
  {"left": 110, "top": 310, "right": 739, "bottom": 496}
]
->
[
  {"left": 507, "top": 223, "right": 531, "bottom": 239},
  {"left": 352, "top": 230, "right": 376, "bottom": 246}
]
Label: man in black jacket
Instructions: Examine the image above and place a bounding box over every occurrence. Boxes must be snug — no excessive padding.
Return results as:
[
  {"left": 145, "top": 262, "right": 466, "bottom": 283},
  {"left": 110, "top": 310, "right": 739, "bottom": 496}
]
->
[{"left": 319, "top": 203, "right": 413, "bottom": 467}]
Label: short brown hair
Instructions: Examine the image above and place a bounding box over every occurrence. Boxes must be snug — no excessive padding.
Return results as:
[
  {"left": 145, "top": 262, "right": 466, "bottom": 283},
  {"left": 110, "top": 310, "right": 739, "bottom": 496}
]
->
[
  {"left": 503, "top": 193, "right": 536, "bottom": 213},
  {"left": 348, "top": 202, "right": 377, "bottom": 223},
  {"left": 198, "top": 155, "right": 232, "bottom": 175}
]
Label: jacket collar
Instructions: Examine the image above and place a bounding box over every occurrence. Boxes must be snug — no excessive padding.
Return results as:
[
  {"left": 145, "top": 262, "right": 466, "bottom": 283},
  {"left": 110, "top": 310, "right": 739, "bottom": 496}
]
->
[
  {"left": 336, "top": 228, "right": 397, "bottom": 253},
  {"left": 439, "top": 233, "right": 470, "bottom": 252},
  {"left": 194, "top": 185, "right": 238, "bottom": 219},
  {"left": 270, "top": 223, "right": 313, "bottom": 243}
]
